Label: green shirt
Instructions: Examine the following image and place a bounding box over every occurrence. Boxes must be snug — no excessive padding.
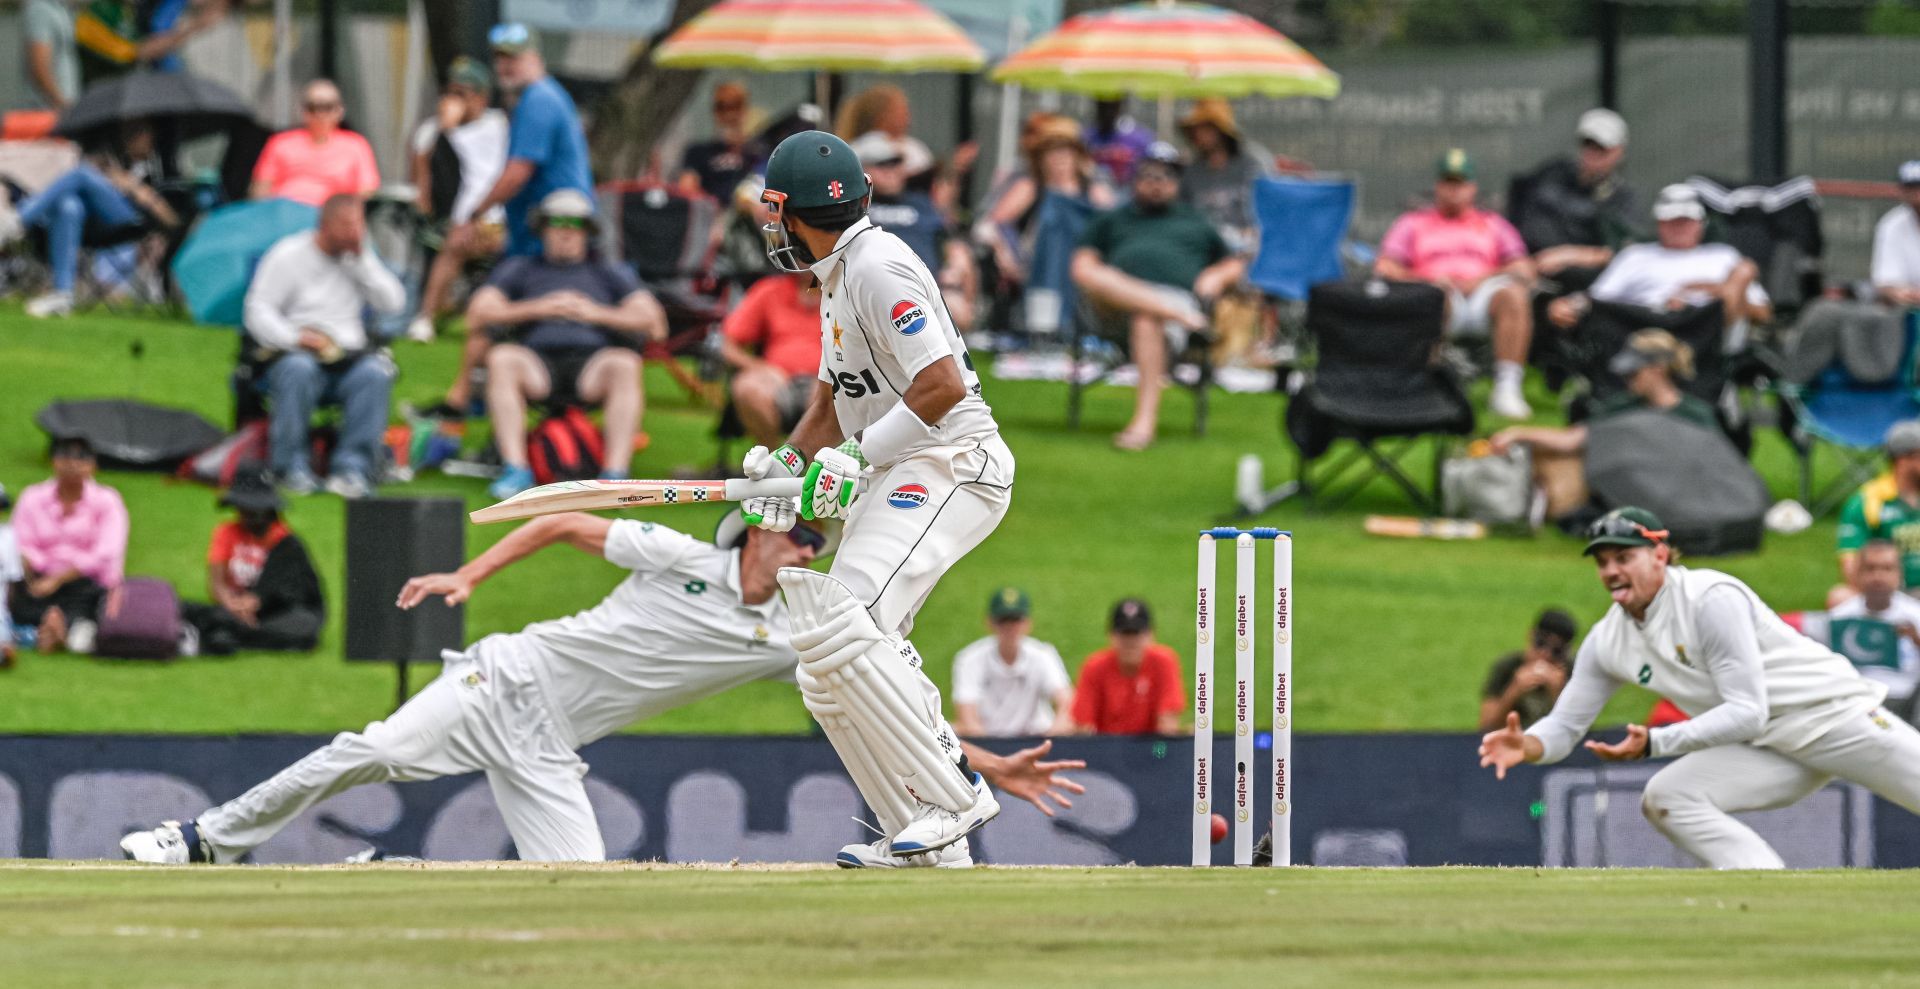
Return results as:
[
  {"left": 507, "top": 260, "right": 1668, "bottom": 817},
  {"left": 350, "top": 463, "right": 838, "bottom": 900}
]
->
[
  {"left": 1079, "top": 200, "right": 1229, "bottom": 291},
  {"left": 1836, "top": 474, "right": 1920, "bottom": 587},
  {"left": 1590, "top": 391, "right": 1719, "bottom": 432}
]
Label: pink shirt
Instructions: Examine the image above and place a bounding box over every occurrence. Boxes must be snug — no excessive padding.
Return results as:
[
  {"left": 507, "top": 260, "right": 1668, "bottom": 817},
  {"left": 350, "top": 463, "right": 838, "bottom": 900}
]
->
[
  {"left": 12, "top": 478, "right": 129, "bottom": 588},
  {"left": 252, "top": 129, "right": 381, "bottom": 207},
  {"left": 1379, "top": 206, "right": 1528, "bottom": 284}
]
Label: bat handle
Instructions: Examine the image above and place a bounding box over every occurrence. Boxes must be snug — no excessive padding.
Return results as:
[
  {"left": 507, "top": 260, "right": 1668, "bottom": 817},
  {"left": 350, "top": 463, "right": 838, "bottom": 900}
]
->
[{"left": 723, "top": 477, "right": 807, "bottom": 501}]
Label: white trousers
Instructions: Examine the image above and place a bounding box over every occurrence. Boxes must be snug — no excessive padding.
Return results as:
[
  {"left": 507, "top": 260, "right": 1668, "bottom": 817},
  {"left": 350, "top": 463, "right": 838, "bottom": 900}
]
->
[
  {"left": 1640, "top": 705, "right": 1920, "bottom": 869},
  {"left": 196, "top": 646, "right": 602, "bottom": 863}
]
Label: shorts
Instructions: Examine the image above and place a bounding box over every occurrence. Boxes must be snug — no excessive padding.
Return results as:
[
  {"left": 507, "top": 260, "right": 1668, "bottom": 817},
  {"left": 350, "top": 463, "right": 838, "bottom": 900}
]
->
[
  {"left": 530, "top": 344, "right": 638, "bottom": 410},
  {"left": 1446, "top": 274, "right": 1517, "bottom": 338},
  {"left": 774, "top": 375, "right": 813, "bottom": 429}
]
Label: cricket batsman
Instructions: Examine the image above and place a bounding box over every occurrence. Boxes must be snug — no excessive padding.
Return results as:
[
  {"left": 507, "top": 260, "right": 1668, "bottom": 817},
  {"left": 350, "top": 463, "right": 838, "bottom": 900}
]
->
[
  {"left": 1479, "top": 507, "right": 1920, "bottom": 868},
  {"left": 120, "top": 511, "right": 1079, "bottom": 866},
  {"left": 741, "top": 130, "right": 1016, "bottom": 866}
]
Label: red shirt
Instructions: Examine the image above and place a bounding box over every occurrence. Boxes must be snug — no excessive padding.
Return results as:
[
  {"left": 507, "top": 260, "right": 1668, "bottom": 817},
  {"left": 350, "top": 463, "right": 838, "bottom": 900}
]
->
[
  {"left": 208, "top": 520, "right": 290, "bottom": 592},
  {"left": 723, "top": 273, "right": 823, "bottom": 379},
  {"left": 1070, "top": 644, "right": 1186, "bottom": 735},
  {"left": 251, "top": 128, "right": 381, "bottom": 207}
]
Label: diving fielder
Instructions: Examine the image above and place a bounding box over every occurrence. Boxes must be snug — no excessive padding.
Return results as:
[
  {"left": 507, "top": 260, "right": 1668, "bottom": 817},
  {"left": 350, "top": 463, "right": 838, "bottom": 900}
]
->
[
  {"left": 1479, "top": 506, "right": 1920, "bottom": 868},
  {"left": 741, "top": 130, "right": 1016, "bottom": 865},
  {"left": 120, "top": 512, "right": 1080, "bottom": 866}
]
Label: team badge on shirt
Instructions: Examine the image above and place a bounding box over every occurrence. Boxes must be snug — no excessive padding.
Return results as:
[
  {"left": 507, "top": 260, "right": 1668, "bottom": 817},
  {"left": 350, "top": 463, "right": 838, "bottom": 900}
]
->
[
  {"left": 890, "top": 300, "right": 927, "bottom": 336},
  {"left": 887, "top": 483, "right": 929, "bottom": 509}
]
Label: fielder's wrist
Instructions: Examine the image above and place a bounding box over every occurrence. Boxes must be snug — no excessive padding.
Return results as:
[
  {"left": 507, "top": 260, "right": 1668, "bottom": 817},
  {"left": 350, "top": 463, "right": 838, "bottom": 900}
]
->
[{"left": 858, "top": 403, "right": 932, "bottom": 468}]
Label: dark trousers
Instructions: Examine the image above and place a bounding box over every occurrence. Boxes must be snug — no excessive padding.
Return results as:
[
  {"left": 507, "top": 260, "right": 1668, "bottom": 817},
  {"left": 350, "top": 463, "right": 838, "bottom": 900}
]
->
[
  {"left": 9, "top": 575, "right": 107, "bottom": 627},
  {"left": 180, "top": 602, "right": 323, "bottom": 655}
]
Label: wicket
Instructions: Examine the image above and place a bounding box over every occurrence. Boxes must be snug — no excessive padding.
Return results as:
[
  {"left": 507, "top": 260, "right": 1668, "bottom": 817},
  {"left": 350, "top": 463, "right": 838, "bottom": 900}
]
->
[{"left": 1193, "top": 527, "right": 1292, "bottom": 867}]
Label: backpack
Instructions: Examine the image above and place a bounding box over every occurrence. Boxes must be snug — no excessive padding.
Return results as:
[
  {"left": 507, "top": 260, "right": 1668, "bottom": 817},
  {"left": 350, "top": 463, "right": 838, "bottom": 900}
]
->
[
  {"left": 94, "top": 578, "right": 182, "bottom": 660},
  {"left": 527, "top": 407, "right": 604, "bottom": 485}
]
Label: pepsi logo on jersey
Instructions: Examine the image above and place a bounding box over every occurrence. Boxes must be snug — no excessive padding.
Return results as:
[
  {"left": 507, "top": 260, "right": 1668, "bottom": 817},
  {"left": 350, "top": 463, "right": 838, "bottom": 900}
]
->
[
  {"left": 887, "top": 483, "right": 929, "bottom": 509},
  {"left": 890, "top": 300, "right": 927, "bottom": 336}
]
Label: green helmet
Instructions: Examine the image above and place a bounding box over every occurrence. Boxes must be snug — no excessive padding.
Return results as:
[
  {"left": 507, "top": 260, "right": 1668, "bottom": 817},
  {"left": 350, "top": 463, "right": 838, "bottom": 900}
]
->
[{"left": 763, "top": 130, "right": 870, "bottom": 212}]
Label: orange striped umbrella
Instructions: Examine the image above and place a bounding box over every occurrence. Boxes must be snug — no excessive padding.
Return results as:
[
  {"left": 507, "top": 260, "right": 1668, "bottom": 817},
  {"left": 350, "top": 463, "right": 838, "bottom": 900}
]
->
[
  {"left": 654, "top": 0, "right": 985, "bottom": 73},
  {"left": 992, "top": 1, "right": 1339, "bottom": 100}
]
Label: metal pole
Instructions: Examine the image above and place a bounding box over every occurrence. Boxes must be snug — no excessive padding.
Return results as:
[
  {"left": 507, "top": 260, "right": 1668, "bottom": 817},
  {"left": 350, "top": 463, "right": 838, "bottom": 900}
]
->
[
  {"left": 1749, "top": 0, "right": 1788, "bottom": 181},
  {"left": 319, "top": 0, "right": 338, "bottom": 81},
  {"left": 1596, "top": 0, "right": 1620, "bottom": 110},
  {"left": 272, "top": 0, "right": 292, "bottom": 128}
]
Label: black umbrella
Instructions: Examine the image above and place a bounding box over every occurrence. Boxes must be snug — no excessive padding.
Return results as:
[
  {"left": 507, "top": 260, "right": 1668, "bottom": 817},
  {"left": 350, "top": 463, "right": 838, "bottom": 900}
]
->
[
  {"left": 35, "top": 399, "right": 224, "bottom": 471},
  {"left": 55, "top": 70, "right": 256, "bottom": 143}
]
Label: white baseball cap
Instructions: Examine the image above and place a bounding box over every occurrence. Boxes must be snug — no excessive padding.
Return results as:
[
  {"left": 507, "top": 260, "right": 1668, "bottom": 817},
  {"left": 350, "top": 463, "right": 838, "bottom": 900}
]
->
[
  {"left": 1899, "top": 160, "right": 1920, "bottom": 186},
  {"left": 1652, "top": 183, "right": 1705, "bottom": 222},
  {"left": 849, "top": 130, "right": 906, "bottom": 167},
  {"left": 1577, "top": 108, "right": 1628, "bottom": 150}
]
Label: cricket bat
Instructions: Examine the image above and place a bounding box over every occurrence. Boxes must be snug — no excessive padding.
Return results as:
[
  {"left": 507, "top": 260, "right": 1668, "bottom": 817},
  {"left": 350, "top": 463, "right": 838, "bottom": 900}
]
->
[{"left": 471, "top": 477, "right": 808, "bottom": 524}]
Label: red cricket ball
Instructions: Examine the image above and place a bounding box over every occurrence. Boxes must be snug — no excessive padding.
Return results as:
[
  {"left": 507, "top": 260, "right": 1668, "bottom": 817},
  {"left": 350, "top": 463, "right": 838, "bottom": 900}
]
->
[{"left": 1210, "top": 813, "right": 1228, "bottom": 844}]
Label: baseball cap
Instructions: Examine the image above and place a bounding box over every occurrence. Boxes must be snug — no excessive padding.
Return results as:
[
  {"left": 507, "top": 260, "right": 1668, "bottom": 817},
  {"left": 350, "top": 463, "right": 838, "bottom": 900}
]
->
[
  {"left": 1886, "top": 419, "right": 1920, "bottom": 458},
  {"left": 849, "top": 131, "right": 905, "bottom": 168},
  {"left": 1138, "top": 140, "right": 1184, "bottom": 173},
  {"left": 1110, "top": 597, "right": 1153, "bottom": 633},
  {"left": 1652, "top": 183, "right": 1706, "bottom": 222},
  {"left": 488, "top": 22, "right": 533, "bottom": 55},
  {"left": 1576, "top": 108, "right": 1628, "bottom": 149},
  {"left": 1899, "top": 161, "right": 1920, "bottom": 187},
  {"left": 533, "top": 188, "right": 596, "bottom": 229},
  {"left": 987, "top": 586, "right": 1031, "bottom": 621},
  {"left": 1435, "top": 148, "right": 1475, "bottom": 181},
  {"left": 1582, "top": 507, "right": 1670, "bottom": 556},
  {"left": 447, "top": 56, "right": 492, "bottom": 93}
]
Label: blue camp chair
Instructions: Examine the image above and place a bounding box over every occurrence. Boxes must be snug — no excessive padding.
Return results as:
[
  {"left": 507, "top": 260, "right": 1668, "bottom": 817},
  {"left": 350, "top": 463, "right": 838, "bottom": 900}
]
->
[
  {"left": 1248, "top": 176, "right": 1355, "bottom": 303},
  {"left": 1778, "top": 311, "right": 1920, "bottom": 516}
]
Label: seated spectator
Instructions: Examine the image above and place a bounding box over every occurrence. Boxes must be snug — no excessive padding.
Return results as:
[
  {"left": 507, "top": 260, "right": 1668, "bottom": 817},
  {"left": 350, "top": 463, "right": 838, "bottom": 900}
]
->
[
  {"left": 1871, "top": 161, "right": 1920, "bottom": 307},
  {"left": 951, "top": 587, "right": 1073, "bottom": 738},
  {"left": 834, "top": 84, "right": 967, "bottom": 201},
  {"left": 11, "top": 119, "right": 179, "bottom": 318},
  {"left": 1071, "top": 142, "right": 1246, "bottom": 451},
  {"left": 1478, "top": 608, "right": 1578, "bottom": 730},
  {"left": 1178, "top": 98, "right": 1272, "bottom": 253},
  {"left": 720, "top": 271, "right": 823, "bottom": 448},
  {"left": 8, "top": 437, "right": 127, "bottom": 654},
  {"left": 405, "top": 56, "right": 509, "bottom": 343},
  {"left": 1827, "top": 540, "right": 1920, "bottom": 716},
  {"left": 180, "top": 467, "right": 324, "bottom": 655},
  {"left": 1086, "top": 97, "right": 1156, "bottom": 185},
  {"left": 1833, "top": 420, "right": 1920, "bottom": 606},
  {"left": 677, "top": 81, "right": 765, "bottom": 204},
  {"left": 1512, "top": 108, "right": 1640, "bottom": 276},
  {"left": 249, "top": 79, "right": 381, "bottom": 207},
  {"left": 852, "top": 131, "right": 977, "bottom": 332},
  {"left": 75, "top": 0, "right": 211, "bottom": 85},
  {"left": 1067, "top": 598, "right": 1184, "bottom": 736},
  {"left": 1549, "top": 184, "right": 1771, "bottom": 333},
  {"left": 0, "top": 484, "right": 18, "bottom": 666},
  {"left": 243, "top": 194, "right": 407, "bottom": 499},
  {"left": 975, "top": 115, "right": 1116, "bottom": 299},
  {"left": 1781, "top": 161, "right": 1920, "bottom": 369},
  {"left": 1375, "top": 149, "right": 1537, "bottom": 420},
  {"left": 1489, "top": 330, "right": 1717, "bottom": 458},
  {"left": 468, "top": 189, "right": 667, "bottom": 500}
]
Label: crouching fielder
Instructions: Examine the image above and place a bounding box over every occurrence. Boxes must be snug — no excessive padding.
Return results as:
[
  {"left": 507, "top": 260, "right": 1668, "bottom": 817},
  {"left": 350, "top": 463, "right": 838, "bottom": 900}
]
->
[
  {"left": 743, "top": 130, "right": 1015, "bottom": 867},
  {"left": 1479, "top": 507, "right": 1920, "bottom": 869}
]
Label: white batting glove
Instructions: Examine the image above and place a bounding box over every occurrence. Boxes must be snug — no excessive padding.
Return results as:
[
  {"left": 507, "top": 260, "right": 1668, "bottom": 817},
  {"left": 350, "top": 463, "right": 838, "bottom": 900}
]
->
[
  {"left": 742, "top": 443, "right": 804, "bottom": 532},
  {"left": 802, "top": 446, "right": 862, "bottom": 521}
]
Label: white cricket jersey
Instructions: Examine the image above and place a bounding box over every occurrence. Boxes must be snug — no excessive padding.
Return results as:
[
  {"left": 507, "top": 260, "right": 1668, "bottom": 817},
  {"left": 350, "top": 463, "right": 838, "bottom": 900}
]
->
[
  {"left": 808, "top": 217, "right": 998, "bottom": 453},
  {"left": 478, "top": 519, "right": 796, "bottom": 749},
  {"left": 1529, "top": 566, "right": 1884, "bottom": 763},
  {"left": 950, "top": 634, "right": 1071, "bottom": 736}
]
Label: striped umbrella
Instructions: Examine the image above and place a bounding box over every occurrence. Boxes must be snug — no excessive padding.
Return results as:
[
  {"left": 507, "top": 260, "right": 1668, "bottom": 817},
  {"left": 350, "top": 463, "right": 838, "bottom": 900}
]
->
[
  {"left": 654, "top": 0, "right": 985, "bottom": 73},
  {"left": 991, "top": 1, "right": 1340, "bottom": 100}
]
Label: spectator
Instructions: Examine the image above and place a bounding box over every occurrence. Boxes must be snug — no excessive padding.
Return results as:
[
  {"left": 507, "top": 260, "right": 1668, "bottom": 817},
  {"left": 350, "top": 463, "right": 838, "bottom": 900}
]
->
[
  {"left": 1833, "top": 420, "right": 1920, "bottom": 605},
  {"left": 1783, "top": 161, "right": 1920, "bottom": 363},
  {"left": 138, "top": 0, "right": 224, "bottom": 74},
  {"left": 851, "top": 131, "right": 977, "bottom": 332},
  {"left": 180, "top": 466, "right": 324, "bottom": 655},
  {"left": 468, "top": 189, "right": 667, "bottom": 500},
  {"left": 0, "top": 485, "right": 19, "bottom": 667},
  {"left": 23, "top": 0, "right": 79, "bottom": 111},
  {"left": 720, "top": 271, "right": 823, "bottom": 448},
  {"left": 8, "top": 436, "right": 127, "bottom": 654},
  {"left": 404, "top": 56, "right": 510, "bottom": 343},
  {"left": 243, "top": 194, "right": 406, "bottom": 498},
  {"left": 975, "top": 115, "right": 1116, "bottom": 296},
  {"left": 1490, "top": 330, "right": 1718, "bottom": 458},
  {"left": 74, "top": 0, "right": 210, "bottom": 85},
  {"left": 951, "top": 587, "right": 1073, "bottom": 738},
  {"left": 1071, "top": 142, "right": 1246, "bottom": 451},
  {"left": 1067, "top": 598, "right": 1185, "bottom": 736},
  {"left": 1870, "top": 160, "right": 1920, "bottom": 307},
  {"left": 249, "top": 79, "right": 381, "bottom": 207},
  {"left": 1827, "top": 540, "right": 1920, "bottom": 716},
  {"left": 1177, "top": 98, "right": 1272, "bottom": 253},
  {"left": 1513, "top": 108, "right": 1641, "bottom": 275},
  {"left": 833, "top": 84, "right": 934, "bottom": 185},
  {"left": 10, "top": 119, "right": 179, "bottom": 319},
  {"left": 677, "top": 81, "right": 764, "bottom": 204},
  {"left": 1478, "top": 608, "right": 1578, "bottom": 730},
  {"left": 1549, "top": 184, "right": 1771, "bottom": 333},
  {"left": 1086, "top": 97, "right": 1156, "bottom": 185},
  {"left": 464, "top": 22, "right": 594, "bottom": 259},
  {"left": 1376, "top": 149, "right": 1537, "bottom": 420}
]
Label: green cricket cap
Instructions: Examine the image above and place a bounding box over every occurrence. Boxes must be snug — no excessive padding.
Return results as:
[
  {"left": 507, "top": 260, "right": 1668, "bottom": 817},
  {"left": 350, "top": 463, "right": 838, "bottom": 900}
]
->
[
  {"left": 1436, "top": 147, "right": 1475, "bottom": 180},
  {"left": 988, "top": 586, "right": 1031, "bottom": 620},
  {"left": 1582, "top": 506, "right": 1670, "bottom": 556}
]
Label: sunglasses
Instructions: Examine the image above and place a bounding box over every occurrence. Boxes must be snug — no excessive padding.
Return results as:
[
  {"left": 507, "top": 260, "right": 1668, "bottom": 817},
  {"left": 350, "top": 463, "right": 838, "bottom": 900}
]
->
[
  {"left": 543, "top": 216, "right": 588, "bottom": 230},
  {"left": 787, "top": 526, "right": 827, "bottom": 552},
  {"left": 714, "top": 101, "right": 746, "bottom": 113},
  {"left": 1585, "top": 515, "right": 1670, "bottom": 545},
  {"left": 304, "top": 102, "right": 341, "bottom": 113}
]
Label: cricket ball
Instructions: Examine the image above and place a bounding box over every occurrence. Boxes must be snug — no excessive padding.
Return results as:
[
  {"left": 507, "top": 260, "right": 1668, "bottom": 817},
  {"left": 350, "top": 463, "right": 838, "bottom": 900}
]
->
[{"left": 1210, "top": 813, "right": 1228, "bottom": 844}]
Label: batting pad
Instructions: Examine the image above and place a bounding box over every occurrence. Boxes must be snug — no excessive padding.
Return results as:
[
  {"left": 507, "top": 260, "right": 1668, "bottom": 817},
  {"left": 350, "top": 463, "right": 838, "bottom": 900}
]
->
[
  {"left": 797, "top": 666, "right": 916, "bottom": 835},
  {"left": 780, "top": 568, "right": 976, "bottom": 812}
]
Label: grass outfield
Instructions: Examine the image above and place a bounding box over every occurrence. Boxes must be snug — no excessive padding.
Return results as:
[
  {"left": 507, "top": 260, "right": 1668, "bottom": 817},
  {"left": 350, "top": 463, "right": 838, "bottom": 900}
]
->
[
  {"left": 2, "top": 863, "right": 1917, "bottom": 987},
  {"left": 0, "top": 308, "right": 1849, "bottom": 734}
]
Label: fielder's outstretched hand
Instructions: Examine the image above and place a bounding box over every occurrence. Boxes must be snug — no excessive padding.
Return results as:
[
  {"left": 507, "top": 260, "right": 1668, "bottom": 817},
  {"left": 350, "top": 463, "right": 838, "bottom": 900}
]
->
[
  {"left": 398, "top": 572, "right": 475, "bottom": 608},
  {"left": 973, "top": 739, "right": 1087, "bottom": 817},
  {"left": 1585, "top": 723, "right": 1650, "bottom": 761},
  {"left": 1478, "top": 711, "right": 1531, "bottom": 780}
]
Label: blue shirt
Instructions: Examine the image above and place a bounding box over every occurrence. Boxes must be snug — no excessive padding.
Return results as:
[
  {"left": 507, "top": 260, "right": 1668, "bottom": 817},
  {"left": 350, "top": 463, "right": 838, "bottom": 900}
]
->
[
  {"left": 485, "top": 254, "right": 643, "bottom": 353},
  {"left": 505, "top": 77, "right": 594, "bottom": 256},
  {"left": 867, "top": 192, "right": 946, "bottom": 270}
]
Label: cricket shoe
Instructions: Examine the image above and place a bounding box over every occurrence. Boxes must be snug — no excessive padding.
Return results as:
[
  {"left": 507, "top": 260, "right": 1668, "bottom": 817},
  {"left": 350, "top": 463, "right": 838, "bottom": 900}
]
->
[
  {"left": 889, "top": 773, "right": 999, "bottom": 855},
  {"left": 120, "top": 820, "right": 211, "bottom": 864},
  {"left": 836, "top": 835, "right": 972, "bottom": 869}
]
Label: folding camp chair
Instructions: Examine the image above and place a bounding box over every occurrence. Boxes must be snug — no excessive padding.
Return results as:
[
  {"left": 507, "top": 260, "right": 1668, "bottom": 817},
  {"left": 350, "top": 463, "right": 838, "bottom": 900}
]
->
[
  {"left": 598, "top": 181, "right": 728, "bottom": 401},
  {"left": 1687, "top": 175, "right": 1824, "bottom": 325},
  {"left": 1247, "top": 176, "right": 1353, "bottom": 304},
  {"left": 1777, "top": 311, "right": 1920, "bottom": 516},
  {"left": 1065, "top": 292, "right": 1217, "bottom": 436}
]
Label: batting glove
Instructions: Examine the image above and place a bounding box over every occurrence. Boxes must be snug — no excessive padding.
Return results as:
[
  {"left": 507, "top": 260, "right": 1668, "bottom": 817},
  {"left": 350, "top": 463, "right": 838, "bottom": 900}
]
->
[
  {"left": 802, "top": 446, "right": 862, "bottom": 521},
  {"left": 742, "top": 443, "right": 804, "bottom": 531}
]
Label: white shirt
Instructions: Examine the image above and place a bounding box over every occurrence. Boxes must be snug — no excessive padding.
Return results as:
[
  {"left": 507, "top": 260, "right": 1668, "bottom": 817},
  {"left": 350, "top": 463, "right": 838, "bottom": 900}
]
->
[
  {"left": 1827, "top": 592, "right": 1920, "bottom": 698},
  {"left": 1588, "top": 242, "right": 1770, "bottom": 311},
  {"left": 1871, "top": 205, "right": 1920, "bottom": 291},
  {"left": 950, "top": 634, "right": 1071, "bottom": 736},
  {"left": 244, "top": 231, "right": 407, "bottom": 353},
  {"left": 501, "top": 519, "right": 796, "bottom": 748},
  {"left": 809, "top": 217, "right": 998, "bottom": 455},
  {"left": 1528, "top": 566, "right": 1883, "bottom": 763},
  {"left": 0, "top": 523, "right": 20, "bottom": 645},
  {"left": 412, "top": 109, "right": 508, "bottom": 224}
]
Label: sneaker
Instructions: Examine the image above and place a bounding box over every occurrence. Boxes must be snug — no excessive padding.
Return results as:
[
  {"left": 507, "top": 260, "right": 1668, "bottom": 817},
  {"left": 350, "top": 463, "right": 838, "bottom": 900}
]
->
[
  {"left": 488, "top": 465, "right": 536, "bottom": 501},
  {"left": 1489, "top": 382, "right": 1532, "bottom": 420},
  {"left": 278, "top": 468, "right": 321, "bottom": 496},
  {"left": 890, "top": 773, "right": 1000, "bottom": 855},
  {"left": 25, "top": 291, "right": 72, "bottom": 319},
  {"left": 324, "top": 471, "right": 372, "bottom": 500},
  {"left": 64, "top": 620, "right": 96, "bottom": 655},
  {"left": 836, "top": 835, "right": 972, "bottom": 869},
  {"left": 120, "top": 820, "right": 210, "bottom": 864},
  {"left": 405, "top": 315, "right": 436, "bottom": 343}
]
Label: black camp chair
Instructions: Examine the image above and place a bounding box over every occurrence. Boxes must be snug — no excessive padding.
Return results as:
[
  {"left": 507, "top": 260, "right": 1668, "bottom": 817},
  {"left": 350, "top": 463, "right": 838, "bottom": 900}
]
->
[
  {"left": 1569, "top": 299, "right": 1730, "bottom": 409},
  {"left": 598, "top": 181, "right": 729, "bottom": 400}
]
